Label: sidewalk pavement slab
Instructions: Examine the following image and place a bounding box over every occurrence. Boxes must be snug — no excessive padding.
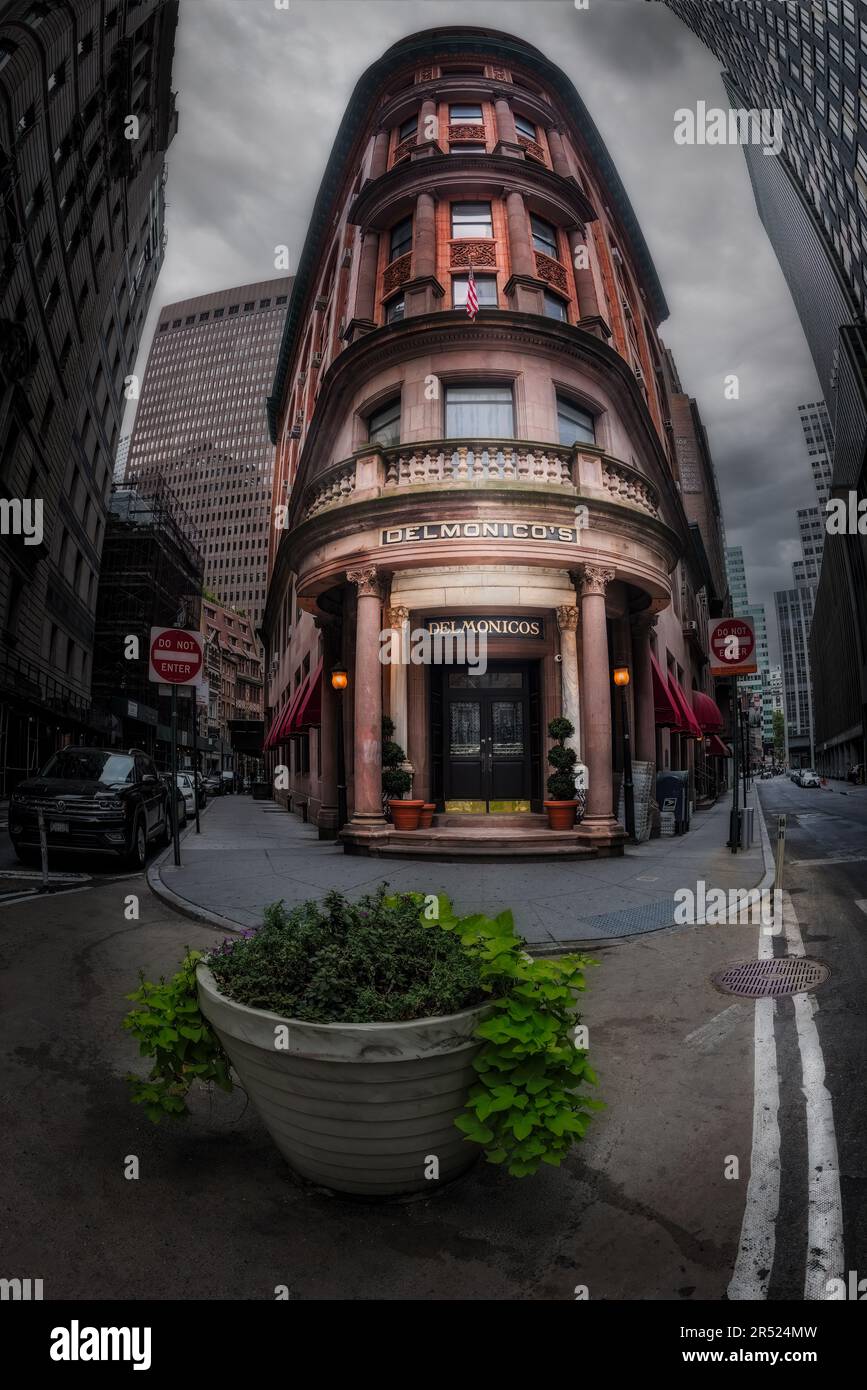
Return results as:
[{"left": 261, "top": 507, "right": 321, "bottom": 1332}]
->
[{"left": 148, "top": 790, "right": 769, "bottom": 945}]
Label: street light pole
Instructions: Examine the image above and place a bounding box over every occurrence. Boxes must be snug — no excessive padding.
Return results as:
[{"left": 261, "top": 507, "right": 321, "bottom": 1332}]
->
[{"left": 613, "top": 667, "right": 635, "bottom": 840}]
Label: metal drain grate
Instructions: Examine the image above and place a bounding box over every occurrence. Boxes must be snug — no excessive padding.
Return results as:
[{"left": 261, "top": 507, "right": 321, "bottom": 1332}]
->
[{"left": 711, "top": 956, "right": 830, "bottom": 999}]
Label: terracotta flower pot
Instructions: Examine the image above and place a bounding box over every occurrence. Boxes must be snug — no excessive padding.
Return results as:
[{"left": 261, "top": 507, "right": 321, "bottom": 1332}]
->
[
  {"left": 543, "top": 799, "right": 578, "bottom": 831},
  {"left": 388, "top": 798, "right": 424, "bottom": 830},
  {"left": 419, "top": 802, "right": 436, "bottom": 829}
]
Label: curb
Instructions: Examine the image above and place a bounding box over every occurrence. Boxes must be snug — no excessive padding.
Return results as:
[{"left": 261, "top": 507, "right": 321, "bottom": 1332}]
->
[
  {"left": 145, "top": 801, "right": 249, "bottom": 936},
  {"left": 752, "top": 786, "right": 777, "bottom": 894}
]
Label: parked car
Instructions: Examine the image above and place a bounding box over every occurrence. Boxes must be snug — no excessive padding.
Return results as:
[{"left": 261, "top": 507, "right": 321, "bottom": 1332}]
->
[
  {"left": 160, "top": 775, "right": 188, "bottom": 831},
  {"left": 790, "top": 770, "right": 800, "bottom": 783},
  {"left": 9, "top": 747, "right": 170, "bottom": 868},
  {"left": 204, "top": 773, "right": 222, "bottom": 797},
  {"left": 847, "top": 764, "right": 864, "bottom": 785},
  {"left": 220, "top": 770, "right": 236, "bottom": 795},
  {"left": 797, "top": 768, "right": 821, "bottom": 788},
  {"left": 175, "top": 773, "right": 197, "bottom": 817}
]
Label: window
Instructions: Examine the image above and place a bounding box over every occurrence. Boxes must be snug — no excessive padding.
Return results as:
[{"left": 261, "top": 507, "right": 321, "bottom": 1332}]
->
[
  {"left": 452, "top": 274, "right": 498, "bottom": 309},
  {"left": 451, "top": 202, "right": 492, "bottom": 238},
  {"left": 385, "top": 295, "right": 405, "bottom": 323},
  {"left": 383, "top": 219, "right": 412, "bottom": 268},
  {"left": 368, "top": 398, "right": 401, "bottom": 447},
  {"left": 398, "top": 114, "right": 418, "bottom": 142},
  {"left": 531, "top": 214, "right": 558, "bottom": 259},
  {"left": 445, "top": 384, "right": 514, "bottom": 438},
  {"left": 450, "top": 142, "right": 485, "bottom": 154},
  {"left": 514, "top": 113, "right": 536, "bottom": 140},
  {"left": 47, "top": 61, "right": 66, "bottom": 94},
  {"left": 0, "top": 40, "right": 18, "bottom": 72},
  {"left": 450, "top": 103, "right": 483, "bottom": 124},
  {"left": 556, "top": 395, "right": 595, "bottom": 447},
  {"left": 543, "top": 291, "right": 568, "bottom": 321}
]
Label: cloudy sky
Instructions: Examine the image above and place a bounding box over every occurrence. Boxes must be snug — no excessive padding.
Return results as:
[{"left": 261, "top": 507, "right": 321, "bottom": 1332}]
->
[{"left": 132, "top": 0, "right": 825, "bottom": 659}]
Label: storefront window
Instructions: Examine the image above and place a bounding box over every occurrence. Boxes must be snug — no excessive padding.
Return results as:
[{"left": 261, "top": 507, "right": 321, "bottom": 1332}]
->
[
  {"left": 556, "top": 394, "right": 595, "bottom": 447},
  {"left": 368, "top": 397, "right": 401, "bottom": 447},
  {"left": 445, "top": 384, "right": 514, "bottom": 438}
]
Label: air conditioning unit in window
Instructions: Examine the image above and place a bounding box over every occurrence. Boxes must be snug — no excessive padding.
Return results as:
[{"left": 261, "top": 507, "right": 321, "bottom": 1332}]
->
[
  {"left": 312, "top": 352, "right": 323, "bottom": 367},
  {"left": 341, "top": 248, "right": 352, "bottom": 269},
  {"left": 633, "top": 364, "right": 644, "bottom": 382},
  {"left": 314, "top": 295, "right": 328, "bottom": 311}
]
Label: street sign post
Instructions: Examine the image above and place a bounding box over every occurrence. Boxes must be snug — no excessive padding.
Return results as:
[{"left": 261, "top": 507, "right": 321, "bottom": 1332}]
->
[
  {"left": 149, "top": 628, "right": 205, "bottom": 866},
  {"left": 707, "top": 619, "right": 757, "bottom": 853}
]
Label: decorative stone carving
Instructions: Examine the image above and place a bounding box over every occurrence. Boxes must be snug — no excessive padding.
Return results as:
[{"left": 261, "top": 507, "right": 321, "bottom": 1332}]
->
[
  {"left": 448, "top": 123, "right": 486, "bottom": 142},
  {"left": 601, "top": 461, "right": 659, "bottom": 517},
  {"left": 534, "top": 250, "right": 569, "bottom": 293},
  {"left": 450, "top": 239, "right": 497, "bottom": 268},
  {"left": 517, "top": 134, "right": 547, "bottom": 162},
  {"left": 346, "top": 566, "right": 382, "bottom": 599},
  {"left": 383, "top": 251, "right": 412, "bottom": 296},
  {"left": 392, "top": 136, "right": 415, "bottom": 163},
  {"left": 556, "top": 605, "right": 580, "bottom": 633},
  {"left": 580, "top": 566, "right": 615, "bottom": 598},
  {"left": 415, "top": 67, "right": 435, "bottom": 83},
  {"left": 387, "top": 604, "right": 410, "bottom": 628},
  {"left": 488, "top": 66, "right": 510, "bottom": 81}
]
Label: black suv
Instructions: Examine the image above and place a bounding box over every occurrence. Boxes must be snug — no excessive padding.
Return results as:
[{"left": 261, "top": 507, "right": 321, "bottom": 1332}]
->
[{"left": 9, "top": 747, "right": 170, "bottom": 868}]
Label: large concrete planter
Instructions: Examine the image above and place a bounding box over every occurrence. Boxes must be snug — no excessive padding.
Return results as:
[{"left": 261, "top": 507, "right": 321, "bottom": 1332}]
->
[{"left": 196, "top": 964, "right": 492, "bottom": 1197}]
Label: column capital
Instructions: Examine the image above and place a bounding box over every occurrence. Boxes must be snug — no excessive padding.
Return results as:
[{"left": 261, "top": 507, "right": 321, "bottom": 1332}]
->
[
  {"left": 556, "top": 604, "right": 580, "bottom": 633},
  {"left": 346, "top": 565, "right": 383, "bottom": 599},
  {"left": 387, "top": 604, "right": 410, "bottom": 628},
  {"left": 579, "top": 566, "right": 616, "bottom": 598}
]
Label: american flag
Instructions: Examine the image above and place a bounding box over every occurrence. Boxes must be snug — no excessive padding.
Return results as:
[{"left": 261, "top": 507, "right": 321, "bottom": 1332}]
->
[{"left": 465, "top": 264, "right": 479, "bottom": 320}]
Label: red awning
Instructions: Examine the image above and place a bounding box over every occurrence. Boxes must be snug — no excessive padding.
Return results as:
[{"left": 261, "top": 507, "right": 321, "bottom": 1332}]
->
[
  {"left": 669, "top": 677, "right": 704, "bottom": 739},
  {"left": 276, "top": 680, "right": 307, "bottom": 742},
  {"left": 692, "top": 690, "right": 725, "bottom": 734},
  {"left": 293, "top": 660, "right": 323, "bottom": 731},
  {"left": 651, "top": 653, "right": 684, "bottom": 728},
  {"left": 707, "top": 735, "right": 732, "bottom": 758},
  {"left": 264, "top": 700, "right": 289, "bottom": 751}
]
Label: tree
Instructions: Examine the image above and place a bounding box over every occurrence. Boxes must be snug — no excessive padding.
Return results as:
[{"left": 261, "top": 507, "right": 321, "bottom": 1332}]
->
[{"left": 772, "top": 709, "right": 786, "bottom": 761}]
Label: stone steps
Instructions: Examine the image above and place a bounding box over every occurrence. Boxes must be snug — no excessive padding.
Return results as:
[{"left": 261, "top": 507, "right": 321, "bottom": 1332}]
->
[{"left": 362, "top": 826, "right": 598, "bottom": 861}]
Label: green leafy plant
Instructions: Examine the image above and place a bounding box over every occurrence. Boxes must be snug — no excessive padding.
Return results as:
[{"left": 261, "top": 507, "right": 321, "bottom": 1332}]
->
[
  {"left": 382, "top": 714, "right": 412, "bottom": 800},
  {"left": 419, "top": 894, "right": 601, "bottom": 1177},
  {"left": 546, "top": 715, "right": 577, "bottom": 801},
  {"left": 123, "top": 949, "right": 232, "bottom": 1121}
]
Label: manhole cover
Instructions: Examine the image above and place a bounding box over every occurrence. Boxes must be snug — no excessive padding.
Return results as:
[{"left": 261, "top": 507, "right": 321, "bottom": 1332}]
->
[{"left": 711, "top": 956, "right": 830, "bottom": 998}]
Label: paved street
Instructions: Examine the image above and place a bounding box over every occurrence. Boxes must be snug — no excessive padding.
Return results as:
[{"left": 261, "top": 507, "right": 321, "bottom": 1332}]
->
[{"left": 1, "top": 780, "right": 862, "bottom": 1300}]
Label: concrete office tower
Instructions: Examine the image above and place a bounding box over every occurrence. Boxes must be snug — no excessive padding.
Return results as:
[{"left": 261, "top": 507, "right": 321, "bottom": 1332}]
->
[
  {"left": 794, "top": 506, "right": 825, "bottom": 587},
  {"left": 124, "top": 278, "right": 291, "bottom": 628},
  {"left": 263, "top": 26, "right": 730, "bottom": 855},
  {"left": 798, "top": 400, "right": 834, "bottom": 509},
  {"left": 666, "top": 0, "right": 867, "bottom": 787},
  {"left": 725, "top": 546, "right": 769, "bottom": 762},
  {"left": 775, "top": 583, "right": 817, "bottom": 769},
  {"left": 113, "top": 433, "right": 131, "bottom": 485},
  {"left": 0, "top": 0, "right": 179, "bottom": 794}
]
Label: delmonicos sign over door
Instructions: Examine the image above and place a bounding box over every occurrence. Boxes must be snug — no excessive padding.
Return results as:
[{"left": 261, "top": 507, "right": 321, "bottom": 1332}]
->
[
  {"left": 382, "top": 520, "right": 580, "bottom": 545},
  {"left": 425, "top": 616, "right": 545, "bottom": 638}
]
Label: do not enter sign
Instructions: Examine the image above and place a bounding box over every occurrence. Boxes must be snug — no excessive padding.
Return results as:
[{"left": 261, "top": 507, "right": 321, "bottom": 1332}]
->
[
  {"left": 707, "top": 617, "right": 757, "bottom": 677},
  {"left": 148, "top": 627, "right": 204, "bottom": 685}
]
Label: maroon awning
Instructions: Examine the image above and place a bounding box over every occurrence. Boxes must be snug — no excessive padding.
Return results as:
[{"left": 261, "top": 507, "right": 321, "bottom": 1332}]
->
[
  {"left": 692, "top": 690, "right": 725, "bottom": 734},
  {"left": 264, "top": 700, "right": 289, "bottom": 751},
  {"left": 651, "top": 653, "right": 683, "bottom": 728},
  {"left": 293, "top": 660, "right": 323, "bottom": 731},
  {"left": 669, "top": 677, "right": 704, "bottom": 739},
  {"left": 707, "top": 735, "right": 732, "bottom": 758}
]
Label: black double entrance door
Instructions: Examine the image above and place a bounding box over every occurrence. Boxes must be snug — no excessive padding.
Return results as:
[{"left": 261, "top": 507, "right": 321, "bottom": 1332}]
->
[{"left": 438, "top": 663, "right": 538, "bottom": 811}]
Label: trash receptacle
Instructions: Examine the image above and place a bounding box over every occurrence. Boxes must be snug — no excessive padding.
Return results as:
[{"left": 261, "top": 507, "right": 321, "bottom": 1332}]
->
[{"left": 740, "top": 806, "right": 754, "bottom": 849}]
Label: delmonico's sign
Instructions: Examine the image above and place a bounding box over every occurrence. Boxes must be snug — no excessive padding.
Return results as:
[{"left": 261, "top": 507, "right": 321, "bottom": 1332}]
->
[
  {"left": 382, "top": 519, "right": 579, "bottom": 546},
  {"left": 425, "top": 616, "right": 544, "bottom": 639}
]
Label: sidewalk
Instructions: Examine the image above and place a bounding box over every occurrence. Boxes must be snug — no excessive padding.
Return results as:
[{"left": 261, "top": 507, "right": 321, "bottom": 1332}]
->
[{"left": 149, "top": 790, "right": 769, "bottom": 945}]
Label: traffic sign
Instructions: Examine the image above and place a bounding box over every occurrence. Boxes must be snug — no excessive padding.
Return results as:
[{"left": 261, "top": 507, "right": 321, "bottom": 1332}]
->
[
  {"left": 148, "top": 627, "right": 204, "bottom": 686},
  {"left": 707, "top": 616, "right": 757, "bottom": 677}
]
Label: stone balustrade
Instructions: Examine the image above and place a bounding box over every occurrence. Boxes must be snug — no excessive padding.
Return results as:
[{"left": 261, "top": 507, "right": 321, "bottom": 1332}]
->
[{"left": 299, "top": 441, "right": 661, "bottom": 523}]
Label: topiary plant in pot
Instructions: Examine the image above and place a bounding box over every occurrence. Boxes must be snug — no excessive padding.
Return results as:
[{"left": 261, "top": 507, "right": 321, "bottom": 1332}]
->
[
  {"left": 544, "top": 715, "right": 579, "bottom": 830},
  {"left": 382, "top": 714, "right": 422, "bottom": 829}
]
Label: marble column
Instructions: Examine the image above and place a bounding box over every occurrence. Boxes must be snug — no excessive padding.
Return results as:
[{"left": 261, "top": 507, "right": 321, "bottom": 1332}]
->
[
  {"left": 345, "top": 229, "right": 379, "bottom": 341},
  {"left": 631, "top": 612, "right": 658, "bottom": 767},
  {"left": 345, "top": 566, "right": 386, "bottom": 832},
  {"left": 386, "top": 604, "right": 411, "bottom": 759},
  {"left": 369, "top": 128, "right": 390, "bottom": 181},
  {"left": 412, "top": 97, "right": 440, "bottom": 158},
  {"left": 578, "top": 566, "right": 625, "bottom": 849},
  {"left": 546, "top": 126, "right": 572, "bottom": 178},
  {"left": 504, "top": 190, "right": 543, "bottom": 313},
  {"left": 493, "top": 94, "right": 522, "bottom": 157},
  {"left": 315, "top": 617, "right": 340, "bottom": 837},
  {"left": 556, "top": 605, "right": 581, "bottom": 760},
  {"left": 413, "top": 192, "right": 436, "bottom": 279}
]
